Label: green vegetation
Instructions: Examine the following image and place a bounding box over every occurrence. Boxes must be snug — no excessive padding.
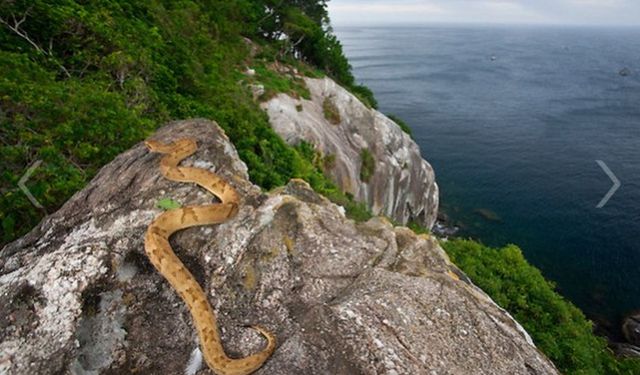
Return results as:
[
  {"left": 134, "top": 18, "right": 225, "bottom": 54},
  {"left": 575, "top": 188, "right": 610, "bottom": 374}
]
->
[
  {"left": 0, "top": 0, "right": 372, "bottom": 245},
  {"left": 387, "top": 114, "right": 414, "bottom": 139},
  {"left": 156, "top": 198, "right": 181, "bottom": 211},
  {"left": 251, "top": 64, "right": 310, "bottom": 101},
  {"left": 350, "top": 85, "right": 378, "bottom": 109},
  {"left": 443, "top": 239, "right": 640, "bottom": 375},
  {"left": 337, "top": 194, "right": 372, "bottom": 222},
  {"left": 256, "top": 2, "right": 377, "bottom": 108},
  {"left": 407, "top": 220, "right": 430, "bottom": 235},
  {"left": 322, "top": 97, "right": 341, "bottom": 124},
  {"left": 359, "top": 148, "right": 375, "bottom": 183},
  {"left": 322, "top": 153, "right": 336, "bottom": 171},
  {"left": 294, "top": 141, "right": 371, "bottom": 222},
  {"left": 2, "top": 3, "right": 637, "bottom": 375}
]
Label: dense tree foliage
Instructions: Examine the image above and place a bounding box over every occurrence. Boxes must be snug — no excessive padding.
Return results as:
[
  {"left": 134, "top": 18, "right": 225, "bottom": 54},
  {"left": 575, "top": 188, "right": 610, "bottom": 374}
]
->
[
  {"left": 249, "top": 0, "right": 377, "bottom": 107},
  {"left": 443, "top": 239, "right": 640, "bottom": 374},
  {"left": 0, "top": 0, "right": 369, "bottom": 244}
]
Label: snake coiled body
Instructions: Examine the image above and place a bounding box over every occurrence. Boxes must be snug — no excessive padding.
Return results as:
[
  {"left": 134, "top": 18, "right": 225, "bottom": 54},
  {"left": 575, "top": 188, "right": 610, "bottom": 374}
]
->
[{"left": 144, "top": 138, "right": 275, "bottom": 375}]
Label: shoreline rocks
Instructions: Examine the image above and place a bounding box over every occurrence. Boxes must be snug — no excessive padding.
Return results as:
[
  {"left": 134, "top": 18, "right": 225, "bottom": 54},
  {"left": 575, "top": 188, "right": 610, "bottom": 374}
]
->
[
  {"left": 613, "top": 343, "right": 640, "bottom": 358},
  {"left": 432, "top": 211, "right": 460, "bottom": 238},
  {"left": 623, "top": 313, "right": 640, "bottom": 348}
]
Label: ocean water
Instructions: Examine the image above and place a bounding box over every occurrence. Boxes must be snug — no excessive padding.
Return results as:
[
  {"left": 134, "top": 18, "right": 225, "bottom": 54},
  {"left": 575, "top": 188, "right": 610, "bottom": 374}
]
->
[{"left": 335, "top": 24, "right": 640, "bottom": 337}]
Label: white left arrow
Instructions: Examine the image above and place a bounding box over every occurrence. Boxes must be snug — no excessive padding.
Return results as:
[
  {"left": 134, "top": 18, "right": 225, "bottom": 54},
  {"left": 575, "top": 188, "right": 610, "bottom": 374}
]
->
[{"left": 18, "top": 160, "right": 44, "bottom": 209}]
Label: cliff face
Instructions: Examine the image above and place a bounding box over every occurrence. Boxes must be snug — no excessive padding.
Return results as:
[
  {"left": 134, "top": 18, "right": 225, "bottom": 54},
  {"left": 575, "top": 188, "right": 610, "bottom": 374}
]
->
[
  {"left": 0, "top": 119, "right": 556, "bottom": 375},
  {"left": 262, "top": 77, "right": 439, "bottom": 229}
]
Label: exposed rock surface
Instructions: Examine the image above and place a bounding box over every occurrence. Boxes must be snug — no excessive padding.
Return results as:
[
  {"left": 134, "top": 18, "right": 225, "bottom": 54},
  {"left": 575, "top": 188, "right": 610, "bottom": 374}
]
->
[
  {"left": 613, "top": 343, "right": 640, "bottom": 358},
  {"left": 623, "top": 313, "right": 640, "bottom": 348},
  {"left": 0, "top": 119, "right": 557, "bottom": 374},
  {"left": 262, "top": 77, "right": 439, "bottom": 229}
]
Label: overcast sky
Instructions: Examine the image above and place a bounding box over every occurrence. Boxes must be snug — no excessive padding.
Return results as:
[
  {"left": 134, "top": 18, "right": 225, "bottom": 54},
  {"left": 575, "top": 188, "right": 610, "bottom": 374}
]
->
[{"left": 328, "top": 0, "right": 640, "bottom": 26}]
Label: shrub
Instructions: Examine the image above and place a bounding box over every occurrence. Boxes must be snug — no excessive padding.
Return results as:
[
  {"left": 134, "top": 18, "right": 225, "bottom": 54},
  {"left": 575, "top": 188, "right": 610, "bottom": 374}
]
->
[
  {"left": 442, "top": 239, "right": 640, "bottom": 374},
  {"left": 350, "top": 84, "right": 378, "bottom": 109},
  {"left": 387, "top": 114, "right": 414, "bottom": 139},
  {"left": 0, "top": 0, "right": 376, "bottom": 245},
  {"left": 322, "top": 97, "right": 341, "bottom": 125}
]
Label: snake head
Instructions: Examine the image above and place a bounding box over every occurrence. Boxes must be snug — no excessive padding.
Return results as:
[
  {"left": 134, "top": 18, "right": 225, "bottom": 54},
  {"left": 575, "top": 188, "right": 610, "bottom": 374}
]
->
[{"left": 145, "top": 140, "right": 163, "bottom": 152}]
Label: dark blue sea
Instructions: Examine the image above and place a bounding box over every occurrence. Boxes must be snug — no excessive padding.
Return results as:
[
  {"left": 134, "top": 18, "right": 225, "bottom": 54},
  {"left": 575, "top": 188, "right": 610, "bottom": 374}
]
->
[{"left": 335, "top": 24, "right": 640, "bottom": 337}]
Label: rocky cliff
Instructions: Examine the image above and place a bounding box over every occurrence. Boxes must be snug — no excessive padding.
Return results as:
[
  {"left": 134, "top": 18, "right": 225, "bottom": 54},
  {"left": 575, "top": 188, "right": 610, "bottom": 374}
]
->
[
  {"left": 620, "top": 313, "right": 640, "bottom": 357},
  {"left": 0, "top": 120, "right": 556, "bottom": 374},
  {"left": 262, "top": 76, "right": 439, "bottom": 229}
]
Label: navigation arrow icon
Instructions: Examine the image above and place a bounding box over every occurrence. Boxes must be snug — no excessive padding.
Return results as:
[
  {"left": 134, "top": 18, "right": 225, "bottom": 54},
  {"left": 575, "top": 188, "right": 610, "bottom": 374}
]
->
[
  {"left": 596, "top": 160, "right": 620, "bottom": 209},
  {"left": 18, "top": 160, "right": 44, "bottom": 209}
]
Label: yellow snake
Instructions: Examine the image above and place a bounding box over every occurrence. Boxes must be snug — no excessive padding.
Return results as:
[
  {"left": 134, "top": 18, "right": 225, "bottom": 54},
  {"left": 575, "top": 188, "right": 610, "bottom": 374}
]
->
[{"left": 144, "top": 138, "right": 276, "bottom": 375}]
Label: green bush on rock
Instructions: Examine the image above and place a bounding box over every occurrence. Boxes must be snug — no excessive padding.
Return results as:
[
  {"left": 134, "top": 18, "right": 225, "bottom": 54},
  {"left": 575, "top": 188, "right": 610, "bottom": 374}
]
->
[
  {"left": 443, "top": 239, "right": 640, "bottom": 375},
  {"left": 387, "top": 114, "right": 414, "bottom": 140},
  {"left": 322, "top": 97, "right": 341, "bottom": 124},
  {"left": 359, "top": 148, "right": 375, "bottom": 183}
]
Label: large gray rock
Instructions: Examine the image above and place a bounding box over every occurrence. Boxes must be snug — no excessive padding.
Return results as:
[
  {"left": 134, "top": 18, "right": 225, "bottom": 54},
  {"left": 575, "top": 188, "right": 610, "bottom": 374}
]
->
[
  {"left": 0, "top": 119, "right": 556, "bottom": 374},
  {"left": 262, "top": 77, "right": 439, "bottom": 229}
]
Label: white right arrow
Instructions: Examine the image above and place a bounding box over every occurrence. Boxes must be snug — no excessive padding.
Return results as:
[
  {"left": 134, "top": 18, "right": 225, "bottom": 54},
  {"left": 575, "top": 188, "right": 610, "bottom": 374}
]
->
[{"left": 596, "top": 160, "right": 620, "bottom": 209}]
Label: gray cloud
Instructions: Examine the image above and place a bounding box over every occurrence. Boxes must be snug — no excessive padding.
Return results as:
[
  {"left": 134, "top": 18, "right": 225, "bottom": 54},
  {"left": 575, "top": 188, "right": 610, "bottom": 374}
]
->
[{"left": 328, "top": 0, "right": 640, "bottom": 26}]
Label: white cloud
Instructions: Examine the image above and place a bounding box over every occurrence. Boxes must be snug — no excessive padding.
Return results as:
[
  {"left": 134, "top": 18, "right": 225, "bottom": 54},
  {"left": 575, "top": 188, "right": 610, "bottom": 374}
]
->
[
  {"left": 328, "top": 0, "right": 640, "bottom": 26},
  {"left": 329, "top": 2, "right": 445, "bottom": 24},
  {"left": 568, "top": 0, "right": 620, "bottom": 6},
  {"left": 331, "top": 3, "right": 445, "bottom": 14}
]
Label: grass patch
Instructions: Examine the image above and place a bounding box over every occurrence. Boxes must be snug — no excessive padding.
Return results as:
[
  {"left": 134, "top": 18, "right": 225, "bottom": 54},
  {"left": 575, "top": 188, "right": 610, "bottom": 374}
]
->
[
  {"left": 322, "top": 97, "right": 341, "bottom": 125},
  {"left": 322, "top": 153, "right": 336, "bottom": 171},
  {"left": 252, "top": 64, "right": 310, "bottom": 101},
  {"left": 359, "top": 148, "right": 375, "bottom": 183},
  {"left": 407, "top": 221, "right": 430, "bottom": 235}
]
